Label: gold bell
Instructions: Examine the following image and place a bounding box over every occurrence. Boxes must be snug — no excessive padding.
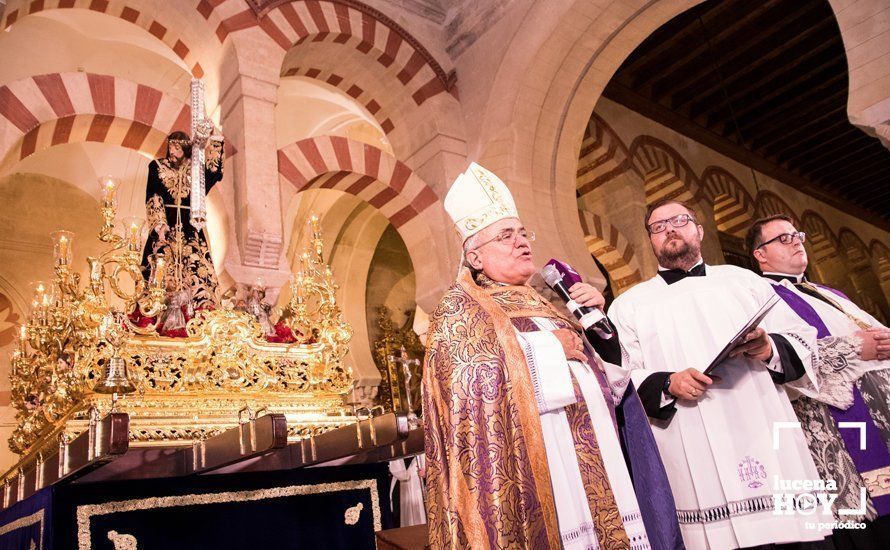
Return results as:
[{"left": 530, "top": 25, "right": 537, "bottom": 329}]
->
[{"left": 93, "top": 356, "right": 136, "bottom": 395}]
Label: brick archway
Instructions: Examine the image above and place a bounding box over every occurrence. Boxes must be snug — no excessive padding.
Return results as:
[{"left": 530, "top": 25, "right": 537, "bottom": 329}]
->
[
  {"left": 0, "top": 73, "right": 196, "bottom": 173},
  {"left": 578, "top": 209, "right": 642, "bottom": 293},
  {"left": 838, "top": 228, "right": 890, "bottom": 320},
  {"left": 1, "top": 0, "right": 212, "bottom": 77},
  {"left": 753, "top": 191, "right": 801, "bottom": 227},
  {"left": 870, "top": 240, "right": 890, "bottom": 284},
  {"left": 576, "top": 113, "right": 631, "bottom": 197},
  {"left": 701, "top": 167, "right": 756, "bottom": 238},
  {"left": 207, "top": 0, "right": 455, "bottom": 107},
  {"left": 628, "top": 136, "right": 701, "bottom": 208},
  {"left": 277, "top": 135, "right": 447, "bottom": 307}
]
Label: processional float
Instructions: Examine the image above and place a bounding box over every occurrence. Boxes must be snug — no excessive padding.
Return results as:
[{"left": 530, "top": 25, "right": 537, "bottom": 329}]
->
[
  {"left": 0, "top": 188, "right": 423, "bottom": 550},
  {"left": 2, "top": 172, "right": 419, "bottom": 504}
]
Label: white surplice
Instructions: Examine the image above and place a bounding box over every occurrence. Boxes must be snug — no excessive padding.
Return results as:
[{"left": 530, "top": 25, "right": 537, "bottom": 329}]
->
[
  {"left": 517, "top": 317, "right": 650, "bottom": 550},
  {"left": 608, "top": 264, "right": 832, "bottom": 549},
  {"left": 765, "top": 276, "right": 890, "bottom": 406},
  {"left": 389, "top": 455, "right": 427, "bottom": 527}
]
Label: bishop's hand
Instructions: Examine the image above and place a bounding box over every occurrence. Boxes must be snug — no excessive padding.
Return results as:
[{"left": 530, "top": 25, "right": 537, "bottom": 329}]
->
[
  {"left": 553, "top": 328, "right": 587, "bottom": 362},
  {"left": 567, "top": 282, "right": 605, "bottom": 310}
]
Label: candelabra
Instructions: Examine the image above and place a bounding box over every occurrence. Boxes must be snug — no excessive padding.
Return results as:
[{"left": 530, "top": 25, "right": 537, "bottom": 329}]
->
[
  {"left": 278, "top": 215, "right": 353, "bottom": 387},
  {"left": 9, "top": 175, "right": 166, "bottom": 452}
]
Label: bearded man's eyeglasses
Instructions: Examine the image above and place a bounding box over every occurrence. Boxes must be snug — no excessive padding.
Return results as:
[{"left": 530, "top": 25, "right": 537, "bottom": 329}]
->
[
  {"left": 756, "top": 231, "right": 806, "bottom": 250},
  {"left": 647, "top": 214, "right": 696, "bottom": 234},
  {"left": 473, "top": 228, "right": 535, "bottom": 250}
]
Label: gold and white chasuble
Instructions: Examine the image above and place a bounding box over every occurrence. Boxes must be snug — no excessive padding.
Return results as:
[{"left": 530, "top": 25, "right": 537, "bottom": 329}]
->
[{"left": 423, "top": 270, "right": 653, "bottom": 549}]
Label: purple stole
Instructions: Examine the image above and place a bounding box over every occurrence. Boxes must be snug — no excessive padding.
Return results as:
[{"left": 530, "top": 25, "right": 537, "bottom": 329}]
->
[{"left": 772, "top": 283, "right": 890, "bottom": 516}]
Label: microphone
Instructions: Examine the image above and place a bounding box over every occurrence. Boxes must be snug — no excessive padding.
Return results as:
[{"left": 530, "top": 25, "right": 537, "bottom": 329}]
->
[{"left": 540, "top": 260, "right": 614, "bottom": 339}]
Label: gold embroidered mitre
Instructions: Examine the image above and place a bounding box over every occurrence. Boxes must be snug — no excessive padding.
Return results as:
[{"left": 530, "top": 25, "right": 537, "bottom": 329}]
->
[{"left": 444, "top": 162, "right": 519, "bottom": 242}]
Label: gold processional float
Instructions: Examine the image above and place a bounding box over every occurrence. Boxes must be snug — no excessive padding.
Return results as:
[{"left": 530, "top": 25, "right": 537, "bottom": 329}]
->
[{"left": 0, "top": 175, "right": 425, "bottom": 504}]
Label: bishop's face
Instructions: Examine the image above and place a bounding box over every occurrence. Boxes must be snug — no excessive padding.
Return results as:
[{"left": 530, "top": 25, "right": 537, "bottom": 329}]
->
[
  {"left": 465, "top": 218, "right": 536, "bottom": 285},
  {"left": 647, "top": 202, "right": 704, "bottom": 270},
  {"left": 753, "top": 219, "right": 808, "bottom": 275}
]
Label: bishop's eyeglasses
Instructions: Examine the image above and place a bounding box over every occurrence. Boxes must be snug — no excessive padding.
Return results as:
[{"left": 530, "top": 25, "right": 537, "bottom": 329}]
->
[
  {"left": 473, "top": 227, "right": 536, "bottom": 250},
  {"left": 647, "top": 214, "right": 696, "bottom": 234},
  {"left": 755, "top": 231, "right": 806, "bottom": 249}
]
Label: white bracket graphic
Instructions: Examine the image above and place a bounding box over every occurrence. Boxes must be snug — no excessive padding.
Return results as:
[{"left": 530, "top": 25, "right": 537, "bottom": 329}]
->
[
  {"left": 837, "top": 422, "right": 867, "bottom": 450},
  {"left": 773, "top": 421, "right": 800, "bottom": 450}
]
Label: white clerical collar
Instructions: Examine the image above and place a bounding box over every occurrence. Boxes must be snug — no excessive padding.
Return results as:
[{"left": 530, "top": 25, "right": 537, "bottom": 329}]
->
[
  {"left": 763, "top": 271, "right": 804, "bottom": 284},
  {"left": 657, "top": 259, "right": 704, "bottom": 272}
]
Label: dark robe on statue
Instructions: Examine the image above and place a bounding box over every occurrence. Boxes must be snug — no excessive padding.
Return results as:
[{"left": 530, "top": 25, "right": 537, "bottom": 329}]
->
[
  {"left": 141, "top": 139, "right": 223, "bottom": 312},
  {"left": 423, "top": 268, "right": 682, "bottom": 549}
]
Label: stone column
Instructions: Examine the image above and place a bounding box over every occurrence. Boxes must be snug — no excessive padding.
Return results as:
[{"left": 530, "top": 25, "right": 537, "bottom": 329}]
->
[{"left": 218, "top": 60, "right": 291, "bottom": 302}]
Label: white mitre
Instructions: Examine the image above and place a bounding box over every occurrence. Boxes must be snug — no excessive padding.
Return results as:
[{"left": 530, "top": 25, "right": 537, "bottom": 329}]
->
[{"left": 444, "top": 162, "right": 519, "bottom": 242}]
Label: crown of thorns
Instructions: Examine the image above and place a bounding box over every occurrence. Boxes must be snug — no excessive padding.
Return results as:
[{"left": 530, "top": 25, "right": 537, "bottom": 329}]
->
[{"left": 167, "top": 138, "right": 191, "bottom": 146}]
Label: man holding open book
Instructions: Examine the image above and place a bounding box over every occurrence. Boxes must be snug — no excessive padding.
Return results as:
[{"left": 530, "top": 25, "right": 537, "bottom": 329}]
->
[{"left": 608, "top": 199, "right": 831, "bottom": 549}]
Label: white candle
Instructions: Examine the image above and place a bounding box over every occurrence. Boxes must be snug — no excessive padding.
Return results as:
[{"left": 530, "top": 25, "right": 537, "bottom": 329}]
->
[
  {"left": 57, "top": 234, "right": 69, "bottom": 265},
  {"left": 153, "top": 256, "right": 167, "bottom": 289}
]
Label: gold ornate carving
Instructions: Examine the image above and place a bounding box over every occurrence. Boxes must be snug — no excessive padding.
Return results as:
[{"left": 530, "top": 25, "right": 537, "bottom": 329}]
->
[
  {"left": 344, "top": 502, "right": 364, "bottom": 525},
  {"left": 372, "top": 307, "right": 424, "bottom": 415},
  {"left": 107, "top": 531, "right": 138, "bottom": 550},
  {"left": 7, "top": 205, "right": 354, "bottom": 461},
  {"left": 76, "top": 480, "right": 381, "bottom": 550}
]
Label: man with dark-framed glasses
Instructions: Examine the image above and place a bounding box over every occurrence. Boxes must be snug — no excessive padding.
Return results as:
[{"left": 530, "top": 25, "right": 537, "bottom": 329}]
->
[
  {"left": 608, "top": 199, "right": 831, "bottom": 549},
  {"left": 748, "top": 214, "right": 890, "bottom": 547}
]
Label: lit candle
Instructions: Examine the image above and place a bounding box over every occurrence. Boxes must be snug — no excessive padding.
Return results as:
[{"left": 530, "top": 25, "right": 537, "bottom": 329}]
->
[
  {"left": 255, "top": 276, "right": 265, "bottom": 290},
  {"left": 122, "top": 217, "right": 144, "bottom": 251},
  {"left": 58, "top": 234, "right": 68, "bottom": 263},
  {"left": 99, "top": 175, "right": 119, "bottom": 205},
  {"left": 18, "top": 324, "right": 27, "bottom": 344},
  {"left": 153, "top": 256, "right": 167, "bottom": 289},
  {"left": 52, "top": 231, "right": 73, "bottom": 266},
  {"left": 99, "top": 314, "right": 113, "bottom": 340}
]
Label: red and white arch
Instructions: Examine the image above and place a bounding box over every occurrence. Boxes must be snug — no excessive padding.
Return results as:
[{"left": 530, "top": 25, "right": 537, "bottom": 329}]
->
[
  {"left": 800, "top": 210, "right": 841, "bottom": 265},
  {"left": 700, "top": 167, "right": 756, "bottom": 238},
  {"left": 1, "top": 0, "right": 208, "bottom": 77},
  {"left": 837, "top": 229, "right": 871, "bottom": 270},
  {"left": 277, "top": 135, "right": 444, "bottom": 295},
  {"left": 0, "top": 72, "right": 192, "bottom": 172},
  {"left": 753, "top": 191, "right": 801, "bottom": 227},
  {"left": 628, "top": 136, "right": 701, "bottom": 207},
  {"left": 577, "top": 209, "right": 642, "bottom": 293},
  {"left": 870, "top": 240, "right": 890, "bottom": 286},
  {"left": 282, "top": 66, "right": 395, "bottom": 133},
  {"left": 576, "top": 114, "right": 631, "bottom": 197},
  {"left": 205, "top": 0, "right": 456, "bottom": 106}
]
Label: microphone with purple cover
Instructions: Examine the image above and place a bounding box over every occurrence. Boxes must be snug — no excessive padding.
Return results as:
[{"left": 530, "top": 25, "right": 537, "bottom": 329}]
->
[{"left": 540, "top": 259, "right": 615, "bottom": 339}]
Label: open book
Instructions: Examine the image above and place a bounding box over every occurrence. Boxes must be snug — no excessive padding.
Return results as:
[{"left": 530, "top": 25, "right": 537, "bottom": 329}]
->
[{"left": 704, "top": 294, "right": 781, "bottom": 375}]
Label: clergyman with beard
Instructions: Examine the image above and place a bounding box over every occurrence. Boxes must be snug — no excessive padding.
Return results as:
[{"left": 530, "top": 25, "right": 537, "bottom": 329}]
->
[{"left": 607, "top": 199, "right": 833, "bottom": 549}]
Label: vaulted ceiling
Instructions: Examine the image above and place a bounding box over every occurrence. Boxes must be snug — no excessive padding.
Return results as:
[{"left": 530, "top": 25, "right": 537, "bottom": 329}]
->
[{"left": 602, "top": 0, "right": 890, "bottom": 226}]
